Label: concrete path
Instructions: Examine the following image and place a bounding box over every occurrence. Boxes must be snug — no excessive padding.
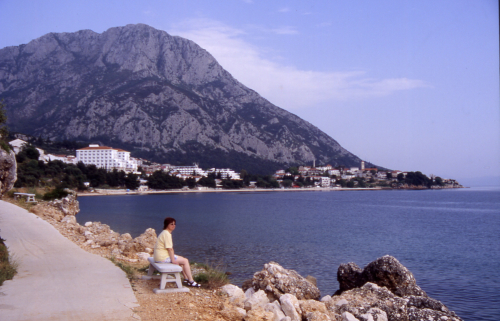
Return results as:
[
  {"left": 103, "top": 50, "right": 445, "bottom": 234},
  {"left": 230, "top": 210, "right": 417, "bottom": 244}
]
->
[{"left": 0, "top": 201, "right": 140, "bottom": 321}]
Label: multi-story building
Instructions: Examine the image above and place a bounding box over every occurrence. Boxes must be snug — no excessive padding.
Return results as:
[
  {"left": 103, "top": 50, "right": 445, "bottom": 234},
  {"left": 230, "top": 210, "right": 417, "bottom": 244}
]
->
[
  {"left": 76, "top": 144, "right": 138, "bottom": 172},
  {"left": 206, "top": 168, "right": 241, "bottom": 180},
  {"left": 169, "top": 165, "right": 207, "bottom": 177}
]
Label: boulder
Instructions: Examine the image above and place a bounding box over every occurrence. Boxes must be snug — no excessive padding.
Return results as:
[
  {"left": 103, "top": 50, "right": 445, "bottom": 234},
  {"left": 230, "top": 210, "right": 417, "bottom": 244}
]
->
[
  {"left": 45, "top": 192, "right": 80, "bottom": 216},
  {"left": 221, "top": 284, "right": 246, "bottom": 307},
  {"left": 337, "top": 255, "right": 426, "bottom": 297},
  {"left": 306, "top": 311, "right": 332, "bottom": 321},
  {"left": 219, "top": 303, "right": 246, "bottom": 320},
  {"left": 299, "top": 299, "right": 328, "bottom": 317},
  {"left": 263, "top": 301, "right": 286, "bottom": 321},
  {"left": 252, "top": 262, "right": 321, "bottom": 300},
  {"left": 0, "top": 148, "right": 16, "bottom": 198},
  {"left": 122, "top": 228, "right": 156, "bottom": 256},
  {"left": 326, "top": 282, "right": 462, "bottom": 321},
  {"left": 244, "top": 289, "right": 270, "bottom": 311},
  {"left": 337, "top": 262, "right": 364, "bottom": 293},
  {"left": 136, "top": 252, "right": 150, "bottom": 262},
  {"left": 244, "top": 307, "right": 274, "bottom": 321},
  {"left": 279, "top": 294, "right": 302, "bottom": 321}
]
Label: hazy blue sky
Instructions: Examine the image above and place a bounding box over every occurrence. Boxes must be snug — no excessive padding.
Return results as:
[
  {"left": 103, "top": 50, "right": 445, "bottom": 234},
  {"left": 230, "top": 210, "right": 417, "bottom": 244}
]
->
[{"left": 0, "top": 0, "right": 498, "bottom": 185}]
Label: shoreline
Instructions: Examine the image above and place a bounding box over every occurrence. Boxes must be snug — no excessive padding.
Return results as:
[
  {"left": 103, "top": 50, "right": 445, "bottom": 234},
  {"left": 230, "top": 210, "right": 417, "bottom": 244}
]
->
[
  {"left": 77, "top": 185, "right": 464, "bottom": 197},
  {"left": 77, "top": 186, "right": 384, "bottom": 196}
]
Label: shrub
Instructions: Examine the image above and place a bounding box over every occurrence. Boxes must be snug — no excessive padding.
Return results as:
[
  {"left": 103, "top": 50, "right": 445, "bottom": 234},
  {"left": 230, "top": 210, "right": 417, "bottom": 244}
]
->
[
  {"left": 42, "top": 188, "right": 69, "bottom": 200},
  {"left": 193, "top": 260, "right": 230, "bottom": 289},
  {"left": 0, "top": 237, "right": 18, "bottom": 286}
]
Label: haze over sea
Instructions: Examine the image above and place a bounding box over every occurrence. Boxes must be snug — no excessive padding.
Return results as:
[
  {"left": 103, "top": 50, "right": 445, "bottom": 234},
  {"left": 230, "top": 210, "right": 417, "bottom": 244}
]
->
[{"left": 78, "top": 187, "right": 500, "bottom": 321}]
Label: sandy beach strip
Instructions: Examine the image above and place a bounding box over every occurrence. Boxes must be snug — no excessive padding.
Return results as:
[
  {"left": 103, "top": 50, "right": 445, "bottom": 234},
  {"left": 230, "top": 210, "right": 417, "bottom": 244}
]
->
[{"left": 77, "top": 186, "right": 384, "bottom": 197}]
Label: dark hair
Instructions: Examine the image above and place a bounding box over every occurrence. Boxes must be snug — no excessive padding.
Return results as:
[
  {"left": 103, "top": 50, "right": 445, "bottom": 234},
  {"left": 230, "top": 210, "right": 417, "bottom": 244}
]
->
[{"left": 163, "top": 217, "right": 176, "bottom": 230}]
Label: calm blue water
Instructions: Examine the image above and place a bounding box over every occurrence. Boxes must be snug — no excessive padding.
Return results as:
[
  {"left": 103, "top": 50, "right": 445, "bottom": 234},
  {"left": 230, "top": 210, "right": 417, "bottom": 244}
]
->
[{"left": 77, "top": 188, "right": 500, "bottom": 321}]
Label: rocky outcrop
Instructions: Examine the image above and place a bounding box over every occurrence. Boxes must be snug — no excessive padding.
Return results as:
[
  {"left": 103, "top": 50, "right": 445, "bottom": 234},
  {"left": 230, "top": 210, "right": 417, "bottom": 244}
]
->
[
  {"left": 252, "top": 261, "right": 321, "bottom": 301},
  {"left": 0, "top": 24, "right": 371, "bottom": 172},
  {"left": 337, "top": 255, "right": 426, "bottom": 297},
  {"left": 0, "top": 148, "right": 16, "bottom": 198},
  {"left": 30, "top": 195, "right": 156, "bottom": 261},
  {"left": 324, "top": 282, "right": 462, "bottom": 321},
  {"left": 220, "top": 259, "right": 462, "bottom": 321}
]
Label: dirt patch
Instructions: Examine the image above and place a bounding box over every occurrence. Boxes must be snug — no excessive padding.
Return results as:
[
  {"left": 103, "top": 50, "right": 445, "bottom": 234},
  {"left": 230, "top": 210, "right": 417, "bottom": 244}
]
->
[{"left": 131, "top": 277, "right": 231, "bottom": 321}]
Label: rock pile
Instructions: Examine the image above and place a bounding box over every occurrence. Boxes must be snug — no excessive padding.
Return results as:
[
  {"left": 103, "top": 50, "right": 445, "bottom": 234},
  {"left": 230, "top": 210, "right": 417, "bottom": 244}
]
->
[
  {"left": 30, "top": 193, "right": 156, "bottom": 262},
  {"left": 220, "top": 259, "right": 462, "bottom": 321}
]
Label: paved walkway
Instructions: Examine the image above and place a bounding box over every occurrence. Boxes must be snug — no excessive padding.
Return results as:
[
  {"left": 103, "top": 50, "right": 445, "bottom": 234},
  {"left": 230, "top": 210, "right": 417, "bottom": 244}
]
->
[{"left": 0, "top": 200, "right": 140, "bottom": 321}]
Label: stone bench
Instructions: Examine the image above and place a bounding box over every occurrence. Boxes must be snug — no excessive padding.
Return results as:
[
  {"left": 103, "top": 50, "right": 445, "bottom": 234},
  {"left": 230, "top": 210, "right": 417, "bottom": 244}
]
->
[
  {"left": 142, "top": 257, "right": 189, "bottom": 293},
  {"left": 13, "top": 193, "right": 36, "bottom": 203}
]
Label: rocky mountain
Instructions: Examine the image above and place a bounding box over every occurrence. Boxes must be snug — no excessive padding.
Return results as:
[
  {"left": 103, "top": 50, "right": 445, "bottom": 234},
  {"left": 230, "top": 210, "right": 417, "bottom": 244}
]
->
[{"left": 0, "top": 24, "right": 372, "bottom": 173}]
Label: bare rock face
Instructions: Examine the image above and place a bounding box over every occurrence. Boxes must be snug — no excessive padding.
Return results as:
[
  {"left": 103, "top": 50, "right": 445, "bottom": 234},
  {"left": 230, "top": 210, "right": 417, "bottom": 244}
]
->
[
  {"left": 326, "top": 282, "right": 462, "bottom": 321},
  {"left": 252, "top": 262, "right": 321, "bottom": 301},
  {"left": 0, "top": 24, "right": 369, "bottom": 172},
  {"left": 0, "top": 149, "right": 16, "bottom": 198},
  {"left": 337, "top": 255, "right": 426, "bottom": 297}
]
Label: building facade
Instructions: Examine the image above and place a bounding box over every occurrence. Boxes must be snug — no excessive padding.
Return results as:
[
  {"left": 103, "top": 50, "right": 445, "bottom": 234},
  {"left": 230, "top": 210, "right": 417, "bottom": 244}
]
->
[{"left": 76, "top": 144, "right": 138, "bottom": 172}]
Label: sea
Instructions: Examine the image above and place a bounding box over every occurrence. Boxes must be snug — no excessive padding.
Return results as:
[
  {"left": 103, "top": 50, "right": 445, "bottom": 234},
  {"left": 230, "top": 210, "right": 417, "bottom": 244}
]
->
[{"left": 77, "top": 187, "right": 500, "bottom": 321}]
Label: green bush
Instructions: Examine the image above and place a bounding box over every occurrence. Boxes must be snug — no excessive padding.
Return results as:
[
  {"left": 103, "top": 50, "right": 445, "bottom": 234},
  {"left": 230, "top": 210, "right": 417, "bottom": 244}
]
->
[
  {"left": 193, "top": 261, "right": 230, "bottom": 289},
  {"left": 42, "top": 188, "right": 69, "bottom": 200},
  {"left": 0, "top": 237, "right": 17, "bottom": 286}
]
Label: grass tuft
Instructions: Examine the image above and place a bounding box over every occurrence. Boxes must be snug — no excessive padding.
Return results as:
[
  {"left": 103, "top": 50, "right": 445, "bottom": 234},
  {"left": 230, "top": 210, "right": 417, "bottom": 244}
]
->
[
  {"left": 0, "top": 236, "right": 18, "bottom": 286},
  {"left": 193, "top": 260, "right": 230, "bottom": 289},
  {"left": 108, "top": 256, "right": 137, "bottom": 279}
]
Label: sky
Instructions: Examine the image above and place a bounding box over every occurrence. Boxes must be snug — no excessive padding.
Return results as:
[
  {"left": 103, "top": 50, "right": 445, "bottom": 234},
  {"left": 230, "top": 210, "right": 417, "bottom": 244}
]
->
[{"left": 0, "top": 0, "right": 498, "bottom": 186}]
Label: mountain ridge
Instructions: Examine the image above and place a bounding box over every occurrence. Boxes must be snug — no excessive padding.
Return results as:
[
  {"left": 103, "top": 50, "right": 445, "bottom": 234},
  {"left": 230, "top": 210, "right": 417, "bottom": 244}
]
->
[{"left": 0, "top": 24, "right": 374, "bottom": 173}]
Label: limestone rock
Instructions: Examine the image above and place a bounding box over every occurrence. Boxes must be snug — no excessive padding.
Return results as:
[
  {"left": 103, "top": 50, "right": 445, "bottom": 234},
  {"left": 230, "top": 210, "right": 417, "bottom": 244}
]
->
[
  {"left": 326, "top": 282, "right": 462, "bottom": 321},
  {"left": 306, "top": 311, "right": 332, "bottom": 321},
  {"left": 61, "top": 215, "right": 76, "bottom": 224},
  {"left": 299, "top": 299, "right": 328, "bottom": 318},
  {"left": 252, "top": 262, "right": 321, "bottom": 300},
  {"left": 263, "top": 301, "right": 286, "bottom": 321},
  {"left": 337, "top": 255, "right": 426, "bottom": 297},
  {"left": 306, "top": 275, "right": 317, "bottom": 286},
  {"left": 0, "top": 149, "right": 16, "bottom": 198},
  {"left": 219, "top": 303, "right": 246, "bottom": 320},
  {"left": 244, "top": 307, "right": 274, "bottom": 321},
  {"left": 342, "top": 311, "right": 359, "bottom": 321},
  {"left": 279, "top": 294, "right": 302, "bottom": 321},
  {"left": 221, "top": 284, "right": 246, "bottom": 308},
  {"left": 244, "top": 289, "right": 270, "bottom": 311},
  {"left": 122, "top": 228, "right": 157, "bottom": 256},
  {"left": 136, "top": 252, "right": 150, "bottom": 262}
]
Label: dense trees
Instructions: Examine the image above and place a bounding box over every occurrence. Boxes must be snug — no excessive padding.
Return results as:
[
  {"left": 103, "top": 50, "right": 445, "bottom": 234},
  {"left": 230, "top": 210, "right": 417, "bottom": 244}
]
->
[{"left": 15, "top": 145, "right": 140, "bottom": 191}]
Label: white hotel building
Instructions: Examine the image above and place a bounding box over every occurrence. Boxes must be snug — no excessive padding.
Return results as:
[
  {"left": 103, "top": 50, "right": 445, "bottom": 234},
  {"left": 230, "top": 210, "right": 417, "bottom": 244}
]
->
[{"left": 76, "top": 144, "right": 138, "bottom": 172}]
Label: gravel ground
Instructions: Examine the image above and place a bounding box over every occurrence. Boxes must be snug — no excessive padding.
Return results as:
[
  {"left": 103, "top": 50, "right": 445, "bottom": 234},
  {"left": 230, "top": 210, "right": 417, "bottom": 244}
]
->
[{"left": 131, "top": 277, "right": 231, "bottom": 321}]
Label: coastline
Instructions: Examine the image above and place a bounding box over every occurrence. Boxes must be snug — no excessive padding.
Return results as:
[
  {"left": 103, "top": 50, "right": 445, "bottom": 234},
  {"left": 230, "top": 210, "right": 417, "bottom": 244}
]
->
[
  {"left": 76, "top": 185, "right": 464, "bottom": 197},
  {"left": 77, "top": 186, "right": 384, "bottom": 196}
]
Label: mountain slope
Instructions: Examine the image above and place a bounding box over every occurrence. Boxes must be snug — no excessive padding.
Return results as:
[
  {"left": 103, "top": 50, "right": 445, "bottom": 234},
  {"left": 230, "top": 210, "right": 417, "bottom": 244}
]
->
[{"left": 0, "top": 24, "right": 370, "bottom": 173}]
